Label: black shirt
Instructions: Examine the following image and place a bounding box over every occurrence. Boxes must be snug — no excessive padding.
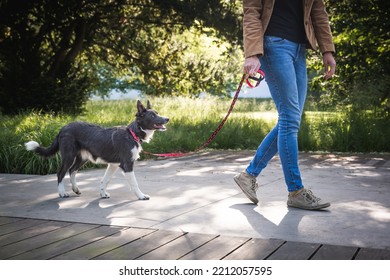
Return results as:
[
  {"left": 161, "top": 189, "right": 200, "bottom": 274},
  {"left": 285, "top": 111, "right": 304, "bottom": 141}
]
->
[{"left": 264, "top": 0, "right": 307, "bottom": 44}]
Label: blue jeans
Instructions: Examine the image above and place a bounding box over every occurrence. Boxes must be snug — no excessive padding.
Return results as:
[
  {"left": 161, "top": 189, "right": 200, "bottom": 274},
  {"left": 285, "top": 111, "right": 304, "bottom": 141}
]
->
[{"left": 246, "top": 36, "right": 307, "bottom": 192}]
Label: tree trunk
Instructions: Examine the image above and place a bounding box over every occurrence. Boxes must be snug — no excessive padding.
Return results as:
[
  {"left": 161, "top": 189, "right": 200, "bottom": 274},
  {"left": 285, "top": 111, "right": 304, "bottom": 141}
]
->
[{"left": 48, "top": 17, "right": 87, "bottom": 78}]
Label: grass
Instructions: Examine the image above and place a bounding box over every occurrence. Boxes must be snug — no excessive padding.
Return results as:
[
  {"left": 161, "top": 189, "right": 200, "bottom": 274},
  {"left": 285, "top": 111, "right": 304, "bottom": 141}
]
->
[
  {"left": 300, "top": 110, "right": 390, "bottom": 152},
  {"left": 1, "top": 96, "right": 389, "bottom": 174}
]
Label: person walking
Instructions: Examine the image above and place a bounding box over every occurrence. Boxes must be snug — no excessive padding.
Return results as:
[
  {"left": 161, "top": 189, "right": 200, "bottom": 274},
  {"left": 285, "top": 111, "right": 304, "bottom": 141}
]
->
[{"left": 234, "top": 0, "right": 336, "bottom": 210}]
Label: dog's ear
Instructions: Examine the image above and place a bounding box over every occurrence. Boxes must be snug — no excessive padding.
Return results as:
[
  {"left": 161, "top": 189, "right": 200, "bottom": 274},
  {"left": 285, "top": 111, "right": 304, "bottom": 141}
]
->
[
  {"left": 146, "top": 100, "right": 151, "bottom": 109},
  {"left": 136, "top": 100, "right": 146, "bottom": 115}
]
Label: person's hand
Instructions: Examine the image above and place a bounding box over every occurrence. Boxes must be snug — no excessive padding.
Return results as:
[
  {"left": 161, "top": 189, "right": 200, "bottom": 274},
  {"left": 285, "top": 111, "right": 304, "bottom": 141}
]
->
[
  {"left": 323, "top": 52, "right": 336, "bottom": 80},
  {"left": 243, "top": 55, "right": 261, "bottom": 77}
]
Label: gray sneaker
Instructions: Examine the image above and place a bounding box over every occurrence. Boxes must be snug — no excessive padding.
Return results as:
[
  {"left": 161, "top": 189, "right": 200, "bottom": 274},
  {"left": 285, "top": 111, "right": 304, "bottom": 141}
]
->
[
  {"left": 233, "top": 171, "right": 259, "bottom": 204},
  {"left": 287, "top": 188, "right": 330, "bottom": 210}
]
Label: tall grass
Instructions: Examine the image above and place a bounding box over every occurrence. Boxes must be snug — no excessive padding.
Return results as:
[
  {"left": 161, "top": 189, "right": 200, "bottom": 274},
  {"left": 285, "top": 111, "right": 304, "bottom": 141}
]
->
[
  {"left": 1, "top": 97, "right": 388, "bottom": 175},
  {"left": 299, "top": 110, "right": 390, "bottom": 152}
]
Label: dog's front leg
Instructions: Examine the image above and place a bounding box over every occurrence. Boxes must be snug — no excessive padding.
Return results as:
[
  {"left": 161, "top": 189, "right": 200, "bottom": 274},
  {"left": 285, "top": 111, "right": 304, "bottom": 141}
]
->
[
  {"left": 122, "top": 171, "right": 150, "bottom": 200},
  {"left": 99, "top": 163, "right": 119, "bottom": 198}
]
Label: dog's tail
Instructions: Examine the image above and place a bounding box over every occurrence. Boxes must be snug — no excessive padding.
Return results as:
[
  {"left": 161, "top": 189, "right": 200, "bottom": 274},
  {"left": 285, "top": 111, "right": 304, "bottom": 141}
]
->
[{"left": 25, "top": 135, "right": 59, "bottom": 158}]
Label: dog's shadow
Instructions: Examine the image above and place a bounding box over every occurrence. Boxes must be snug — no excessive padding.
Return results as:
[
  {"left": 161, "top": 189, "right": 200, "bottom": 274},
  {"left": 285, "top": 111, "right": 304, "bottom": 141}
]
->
[
  {"left": 45, "top": 195, "right": 141, "bottom": 223},
  {"left": 85, "top": 197, "right": 136, "bottom": 209}
]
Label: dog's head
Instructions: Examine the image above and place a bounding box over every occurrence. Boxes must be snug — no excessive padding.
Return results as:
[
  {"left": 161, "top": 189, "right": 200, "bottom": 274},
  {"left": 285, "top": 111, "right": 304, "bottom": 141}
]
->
[{"left": 136, "top": 100, "right": 169, "bottom": 132}]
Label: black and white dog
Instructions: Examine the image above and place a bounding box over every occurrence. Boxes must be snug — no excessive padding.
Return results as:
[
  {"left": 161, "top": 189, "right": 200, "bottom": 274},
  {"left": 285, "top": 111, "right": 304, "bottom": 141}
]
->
[{"left": 25, "top": 100, "right": 169, "bottom": 200}]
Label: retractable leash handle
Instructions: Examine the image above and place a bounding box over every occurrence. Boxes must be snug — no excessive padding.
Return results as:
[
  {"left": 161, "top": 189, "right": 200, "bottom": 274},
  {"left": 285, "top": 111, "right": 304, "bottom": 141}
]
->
[{"left": 246, "top": 69, "right": 265, "bottom": 88}]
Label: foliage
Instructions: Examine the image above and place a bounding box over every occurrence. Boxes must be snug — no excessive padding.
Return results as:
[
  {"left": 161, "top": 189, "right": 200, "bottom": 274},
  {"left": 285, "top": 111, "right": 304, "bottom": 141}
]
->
[
  {"left": 299, "top": 109, "right": 390, "bottom": 152},
  {"left": 308, "top": 0, "right": 390, "bottom": 113},
  {"left": 0, "top": 0, "right": 389, "bottom": 116},
  {"left": 0, "top": 0, "right": 242, "bottom": 114},
  {"left": 123, "top": 28, "right": 242, "bottom": 98}
]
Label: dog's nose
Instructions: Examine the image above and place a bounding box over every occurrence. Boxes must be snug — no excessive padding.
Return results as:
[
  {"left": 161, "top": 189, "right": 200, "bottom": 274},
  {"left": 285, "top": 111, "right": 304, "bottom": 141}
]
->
[{"left": 165, "top": 118, "right": 170, "bottom": 123}]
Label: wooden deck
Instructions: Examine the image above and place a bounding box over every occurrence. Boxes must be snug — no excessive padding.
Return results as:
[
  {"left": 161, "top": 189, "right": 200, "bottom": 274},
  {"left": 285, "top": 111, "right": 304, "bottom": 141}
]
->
[{"left": 1, "top": 216, "right": 389, "bottom": 260}]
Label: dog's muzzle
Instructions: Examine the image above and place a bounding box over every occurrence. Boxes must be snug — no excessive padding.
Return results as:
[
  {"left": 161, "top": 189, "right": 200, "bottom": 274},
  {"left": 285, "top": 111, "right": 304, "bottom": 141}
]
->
[{"left": 154, "top": 117, "right": 169, "bottom": 131}]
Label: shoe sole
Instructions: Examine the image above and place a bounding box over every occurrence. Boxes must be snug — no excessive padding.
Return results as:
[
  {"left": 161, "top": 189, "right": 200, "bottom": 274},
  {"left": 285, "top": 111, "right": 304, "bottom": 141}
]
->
[{"left": 233, "top": 176, "right": 259, "bottom": 205}]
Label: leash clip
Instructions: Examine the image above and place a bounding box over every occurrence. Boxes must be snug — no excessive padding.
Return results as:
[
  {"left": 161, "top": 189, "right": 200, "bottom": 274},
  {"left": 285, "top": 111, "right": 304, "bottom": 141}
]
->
[{"left": 246, "top": 69, "right": 265, "bottom": 88}]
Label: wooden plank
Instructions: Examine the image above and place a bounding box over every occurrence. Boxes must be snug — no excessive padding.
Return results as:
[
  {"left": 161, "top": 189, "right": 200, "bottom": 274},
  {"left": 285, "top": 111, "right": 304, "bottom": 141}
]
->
[
  {"left": 266, "top": 241, "right": 320, "bottom": 260},
  {"left": 0, "top": 218, "right": 47, "bottom": 235},
  {"left": 310, "top": 245, "right": 358, "bottom": 260},
  {"left": 223, "top": 238, "right": 284, "bottom": 260},
  {"left": 354, "top": 248, "right": 390, "bottom": 260},
  {"left": 0, "top": 223, "right": 99, "bottom": 259},
  {"left": 53, "top": 227, "right": 156, "bottom": 260},
  {"left": 180, "top": 235, "right": 251, "bottom": 260},
  {"left": 95, "top": 229, "right": 185, "bottom": 260},
  {"left": 12, "top": 225, "right": 122, "bottom": 260},
  {"left": 0, "top": 217, "right": 22, "bottom": 226},
  {"left": 0, "top": 220, "right": 70, "bottom": 246},
  {"left": 137, "top": 232, "right": 217, "bottom": 260}
]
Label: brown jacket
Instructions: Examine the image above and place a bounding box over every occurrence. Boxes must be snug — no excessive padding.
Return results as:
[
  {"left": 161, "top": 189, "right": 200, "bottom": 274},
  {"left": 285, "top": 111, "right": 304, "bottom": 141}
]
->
[{"left": 243, "top": 0, "right": 335, "bottom": 58}]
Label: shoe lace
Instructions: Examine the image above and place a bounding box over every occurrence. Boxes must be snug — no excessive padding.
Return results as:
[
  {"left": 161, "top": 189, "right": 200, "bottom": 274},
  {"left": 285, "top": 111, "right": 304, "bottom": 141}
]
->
[
  {"left": 303, "top": 189, "right": 320, "bottom": 203},
  {"left": 250, "top": 178, "right": 259, "bottom": 191}
]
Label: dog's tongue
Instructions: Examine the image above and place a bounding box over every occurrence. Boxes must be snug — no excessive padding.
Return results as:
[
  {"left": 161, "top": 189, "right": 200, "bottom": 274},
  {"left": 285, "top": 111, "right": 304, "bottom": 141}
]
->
[{"left": 154, "top": 124, "right": 167, "bottom": 131}]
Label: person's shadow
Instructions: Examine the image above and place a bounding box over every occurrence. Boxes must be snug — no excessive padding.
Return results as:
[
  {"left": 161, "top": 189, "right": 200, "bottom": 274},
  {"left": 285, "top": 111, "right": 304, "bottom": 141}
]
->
[{"left": 230, "top": 203, "right": 330, "bottom": 240}]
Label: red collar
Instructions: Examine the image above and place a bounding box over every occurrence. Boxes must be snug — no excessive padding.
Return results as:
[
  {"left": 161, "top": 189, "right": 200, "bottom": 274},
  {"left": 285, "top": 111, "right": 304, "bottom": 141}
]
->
[{"left": 129, "top": 128, "right": 141, "bottom": 143}]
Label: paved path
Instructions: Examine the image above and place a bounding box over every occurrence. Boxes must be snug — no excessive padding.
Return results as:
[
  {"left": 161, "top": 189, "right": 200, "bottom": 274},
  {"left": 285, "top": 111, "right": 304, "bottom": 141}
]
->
[{"left": 0, "top": 151, "right": 389, "bottom": 259}]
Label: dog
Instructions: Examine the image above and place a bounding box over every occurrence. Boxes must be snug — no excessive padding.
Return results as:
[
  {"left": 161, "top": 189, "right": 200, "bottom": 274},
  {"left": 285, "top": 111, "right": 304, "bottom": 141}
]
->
[{"left": 25, "top": 100, "right": 169, "bottom": 200}]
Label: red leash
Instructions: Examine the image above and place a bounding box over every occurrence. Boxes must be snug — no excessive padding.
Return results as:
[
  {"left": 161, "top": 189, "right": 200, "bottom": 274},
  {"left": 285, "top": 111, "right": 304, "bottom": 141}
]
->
[{"left": 144, "top": 70, "right": 264, "bottom": 158}]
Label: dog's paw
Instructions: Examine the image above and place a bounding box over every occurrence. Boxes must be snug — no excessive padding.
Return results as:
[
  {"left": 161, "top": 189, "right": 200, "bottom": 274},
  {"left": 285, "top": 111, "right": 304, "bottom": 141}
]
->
[
  {"left": 59, "top": 192, "right": 70, "bottom": 198},
  {"left": 138, "top": 194, "right": 150, "bottom": 200},
  {"left": 72, "top": 187, "right": 81, "bottom": 195},
  {"left": 100, "top": 191, "right": 110, "bottom": 199}
]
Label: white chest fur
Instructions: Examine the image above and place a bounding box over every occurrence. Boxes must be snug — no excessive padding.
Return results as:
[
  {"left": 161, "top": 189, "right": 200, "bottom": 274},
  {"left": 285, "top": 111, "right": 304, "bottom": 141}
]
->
[
  {"left": 131, "top": 145, "right": 142, "bottom": 161},
  {"left": 141, "top": 129, "right": 155, "bottom": 143}
]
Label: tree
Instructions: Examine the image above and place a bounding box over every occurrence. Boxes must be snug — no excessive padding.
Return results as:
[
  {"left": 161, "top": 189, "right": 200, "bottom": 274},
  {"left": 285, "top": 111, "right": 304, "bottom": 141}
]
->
[
  {"left": 0, "top": 0, "right": 242, "bottom": 115},
  {"left": 308, "top": 0, "right": 390, "bottom": 113}
]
